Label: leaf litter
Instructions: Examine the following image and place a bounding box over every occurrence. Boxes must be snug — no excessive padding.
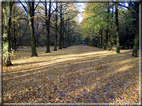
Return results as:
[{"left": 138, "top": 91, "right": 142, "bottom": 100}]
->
[{"left": 3, "top": 46, "right": 139, "bottom": 103}]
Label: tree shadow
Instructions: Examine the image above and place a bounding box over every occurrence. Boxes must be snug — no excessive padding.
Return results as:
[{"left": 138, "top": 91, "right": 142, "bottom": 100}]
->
[{"left": 2, "top": 46, "right": 139, "bottom": 103}]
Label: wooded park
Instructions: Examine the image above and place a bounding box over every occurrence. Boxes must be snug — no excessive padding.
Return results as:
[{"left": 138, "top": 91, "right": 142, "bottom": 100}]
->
[{"left": 1, "top": 0, "right": 141, "bottom": 104}]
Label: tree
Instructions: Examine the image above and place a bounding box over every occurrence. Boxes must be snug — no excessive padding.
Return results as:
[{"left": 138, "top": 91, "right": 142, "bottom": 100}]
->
[
  {"left": 131, "top": 3, "right": 139, "bottom": 57},
  {"left": 34, "top": 15, "right": 45, "bottom": 47},
  {"left": 10, "top": 3, "right": 29, "bottom": 51},
  {"left": 59, "top": 3, "right": 62, "bottom": 49},
  {"left": 45, "top": 0, "right": 51, "bottom": 53},
  {"left": 19, "top": 0, "right": 39, "bottom": 56},
  {"left": 54, "top": 0, "right": 58, "bottom": 51},
  {"left": 67, "top": 12, "right": 69, "bottom": 47},
  {"left": 62, "top": 8, "right": 65, "bottom": 48},
  {"left": 81, "top": 3, "right": 107, "bottom": 47},
  {"left": 2, "top": 2, "right": 14, "bottom": 66},
  {"left": 27, "top": 1, "right": 38, "bottom": 56},
  {"left": 118, "top": 2, "right": 139, "bottom": 57},
  {"left": 115, "top": 2, "right": 120, "bottom": 53}
]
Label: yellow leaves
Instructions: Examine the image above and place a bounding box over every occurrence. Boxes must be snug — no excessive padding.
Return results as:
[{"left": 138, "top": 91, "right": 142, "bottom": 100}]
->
[
  {"left": 3, "top": 46, "right": 139, "bottom": 103},
  {"left": 25, "top": 89, "right": 29, "bottom": 92},
  {"left": 24, "top": 47, "right": 27, "bottom": 49},
  {"left": 46, "top": 91, "right": 50, "bottom": 95}
]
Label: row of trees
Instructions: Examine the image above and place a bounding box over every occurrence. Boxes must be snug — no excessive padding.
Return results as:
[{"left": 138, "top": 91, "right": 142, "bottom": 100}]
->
[
  {"left": 2, "top": 1, "right": 140, "bottom": 66},
  {"left": 81, "top": 1, "right": 139, "bottom": 57},
  {"left": 2, "top": 0, "right": 80, "bottom": 66}
]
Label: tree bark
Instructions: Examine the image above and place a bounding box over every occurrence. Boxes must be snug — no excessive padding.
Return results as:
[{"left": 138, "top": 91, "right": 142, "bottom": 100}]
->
[
  {"left": 100, "top": 29, "right": 103, "bottom": 48},
  {"left": 105, "top": 29, "right": 108, "bottom": 49},
  {"left": 2, "top": 2, "right": 13, "bottom": 66},
  {"left": 27, "top": 2, "right": 38, "bottom": 56},
  {"left": 54, "top": 1, "right": 58, "bottom": 51},
  {"left": 59, "top": 3, "right": 62, "bottom": 49},
  {"left": 64, "top": 13, "right": 67, "bottom": 48},
  {"left": 132, "top": 3, "right": 139, "bottom": 57},
  {"left": 132, "top": 16, "right": 139, "bottom": 57},
  {"left": 62, "top": 14, "right": 65, "bottom": 48},
  {"left": 67, "top": 12, "right": 69, "bottom": 47},
  {"left": 45, "top": 0, "right": 51, "bottom": 53},
  {"left": 115, "top": 2, "right": 120, "bottom": 53}
]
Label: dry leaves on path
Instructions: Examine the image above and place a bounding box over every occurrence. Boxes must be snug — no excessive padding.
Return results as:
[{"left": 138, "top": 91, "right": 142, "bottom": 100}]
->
[{"left": 3, "top": 46, "right": 140, "bottom": 104}]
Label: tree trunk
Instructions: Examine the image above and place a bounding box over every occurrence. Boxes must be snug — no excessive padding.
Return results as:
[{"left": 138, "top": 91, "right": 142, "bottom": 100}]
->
[
  {"left": 45, "top": 0, "right": 51, "bottom": 53},
  {"left": 115, "top": 2, "right": 120, "bottom": 53},
  {"left": 100, "top": 29, "right": 103, "bottom": 48},
  {"left": 132, "top": 16, "right": 139, "bottom": 57},
  {"left": 132, "top": 3, "right": 139, "bottom": 57},
  {"left": 28, "top": 2, "right": 38, "bottom": 56},
  {"left": 64, "top": 13, "right": 67, "bottom": 48},
  {"left": 65, "top": 27, "right": 67, "bottom": 48},
  {"left": 97, "top": 35, "right": 99, "bottom": 47},
  {"left": 67, "top": 13, "right": 69, "bottom": 47},
  {"left": 62, "top": 20, "right": 65, "bottom": 48},
  {"left": 70, "top": 33, "right": 72, "bottom": 46},
  {"left": 54, "top": 1, "right": 58, "bottom": 51},
  {"left": 2, "top": 2, "right": 13, "bottom": 66},
  {"left": 105, "top": 29, "right": 108, "bottom": 49},
  {"left": 59, "top": 3, "right": 62, "bottom": 49}
]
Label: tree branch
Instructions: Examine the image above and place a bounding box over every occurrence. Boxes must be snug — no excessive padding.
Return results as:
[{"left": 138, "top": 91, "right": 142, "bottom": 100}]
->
[
  {"left": 18, "top": 0, "right": 28, "bottom": 13},
  {"left": 17, "top": 17, "right": 29, "bottom": 22},
  {"left": 34, "top": 0, "right": 41, "bottom": 11},
  {"left": 118, "top": 3, "right": 137, "bottom": 17}
]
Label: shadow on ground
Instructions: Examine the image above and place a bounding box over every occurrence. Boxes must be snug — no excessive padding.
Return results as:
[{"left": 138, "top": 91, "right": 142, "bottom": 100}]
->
[{"left": 3, "top": 46, "right": 139, "bottom": 103}]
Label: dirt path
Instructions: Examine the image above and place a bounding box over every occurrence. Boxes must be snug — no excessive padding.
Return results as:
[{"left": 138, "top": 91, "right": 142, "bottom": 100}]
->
[{"left": 3, "top": 46, "right": 139, "bottom": 104}]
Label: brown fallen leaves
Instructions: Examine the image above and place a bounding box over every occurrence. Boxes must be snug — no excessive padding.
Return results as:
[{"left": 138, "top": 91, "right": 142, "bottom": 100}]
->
[{"left": 3, "top": 46, "right": 140, "bottom": 104}]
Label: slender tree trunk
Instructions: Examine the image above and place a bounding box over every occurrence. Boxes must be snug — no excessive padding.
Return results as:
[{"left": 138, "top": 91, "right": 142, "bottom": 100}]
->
[
  {"left": 54, "top": 1, "right": 58, "bottom": 51},
  {"left": 105, "top": 29, "right": 108, "bottom": 49},
  {"left": 62, "top": 13, "right": 65, "bottom": 48},
  {"left": 59, "top": 3, "right": 62, "bottom": 49},
  {"left": 2, "top": 2, "right": 13, "bottom": 66},
  {"left": 132, "top": 17, "right": 139, "bottom": 57},
  {"left": 100, "top": 29, "right": 103, "bottom": 48},
  {"left": 45, "top": 0, "right": 51, "bottom": 53},
  {"left": 104, "top": 3, "right": 110, "bottom": 50},
  {"left": 132, "top": 3, "right": 139, "bottom": 57},
  {"left": 108, "top": 3, "right": 112, "bottom": 51},
  {"left": 65, "top": 27, "right": 67, "bottom": 48},
  {"left": 28, "top": 2, "right": 38, "bottom": 56},
  {"left": 67, "top": 12, "right": 69, "bottom": 47},
  {"left": 64, "top": 13, "right": 67, "bottom": 48},
  {"left": 70, "top": 32, "right": 72, "bottom": 46},
  {"left": 13, "top": 22, "right": 16, "bottom": 50},
  {"left": 109, "top": 3, "right": 114, "bottom": 51},
  {"left": 12, "top": 4, "right": 16, "bottom": 50},
  {"left": 115, "top": 2, "right": 120, "bottom": 53},
  {"left": 97, "top": 35, "right": 99, "bottom": 47}
]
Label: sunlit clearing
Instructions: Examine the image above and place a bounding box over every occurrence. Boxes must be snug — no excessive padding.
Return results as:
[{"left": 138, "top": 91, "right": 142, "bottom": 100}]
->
[{"left": 3, "top": 46, "right": 139, "bottom": 103}]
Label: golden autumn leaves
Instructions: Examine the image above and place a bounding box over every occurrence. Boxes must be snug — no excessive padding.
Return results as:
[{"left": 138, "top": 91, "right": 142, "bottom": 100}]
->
[{"left": 3, "top": 46, "right": 139, "bottom": 103}]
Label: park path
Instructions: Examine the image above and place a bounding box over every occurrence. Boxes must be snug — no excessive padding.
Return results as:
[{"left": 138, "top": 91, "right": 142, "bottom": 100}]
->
[{"left": 3, "top": 46, "right": 139, "bottom": 104}]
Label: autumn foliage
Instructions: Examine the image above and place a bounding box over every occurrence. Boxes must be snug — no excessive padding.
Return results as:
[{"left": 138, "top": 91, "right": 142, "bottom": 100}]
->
[{"left": 3, "top": 46, "right": 139, "bottom": 103}]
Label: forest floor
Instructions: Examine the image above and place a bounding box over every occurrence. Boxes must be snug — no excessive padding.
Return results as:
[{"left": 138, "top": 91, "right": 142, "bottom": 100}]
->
[{"left": 3, "top": 46, "right": 140, "bottom": 104}]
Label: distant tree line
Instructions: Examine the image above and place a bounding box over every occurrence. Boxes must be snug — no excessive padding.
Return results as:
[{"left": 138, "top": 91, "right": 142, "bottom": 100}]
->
[{"left": 81, "top": 1, "right": 139, "bottom": 57}]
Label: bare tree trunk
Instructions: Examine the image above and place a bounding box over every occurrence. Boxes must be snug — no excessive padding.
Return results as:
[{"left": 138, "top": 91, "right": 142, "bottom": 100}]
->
[
  {"left": 64, "top": 13, "right": 67, "bottom": 48},
  {"left": 100, "top": 29, "right": 103, "bottom": 48},
  {"left": 115, "top": 2, "right": 120, "bottom": 53},
  {"left": 54, "top": 1, "right": 58, "bottom": 51},
  {"left": 62, "top": 10, "right": 65, "bottom": 48},
  {"left": 2, "top": 2, "right": 13, "bottom": 66},
  {"left": 27, "top": 2, "right": 38, "bottom": 56},
  {"left": 132, "top": 3, "right": 139, "bottom": 57},
  {"left": 59, "top": 3, "right": 62, "bottom": 49},
  {"left": 45, "top": 0, "right": 51, "bottom": 53},
  {"left": 67, "top": 12, "right": 69, "bottom": 47}
]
